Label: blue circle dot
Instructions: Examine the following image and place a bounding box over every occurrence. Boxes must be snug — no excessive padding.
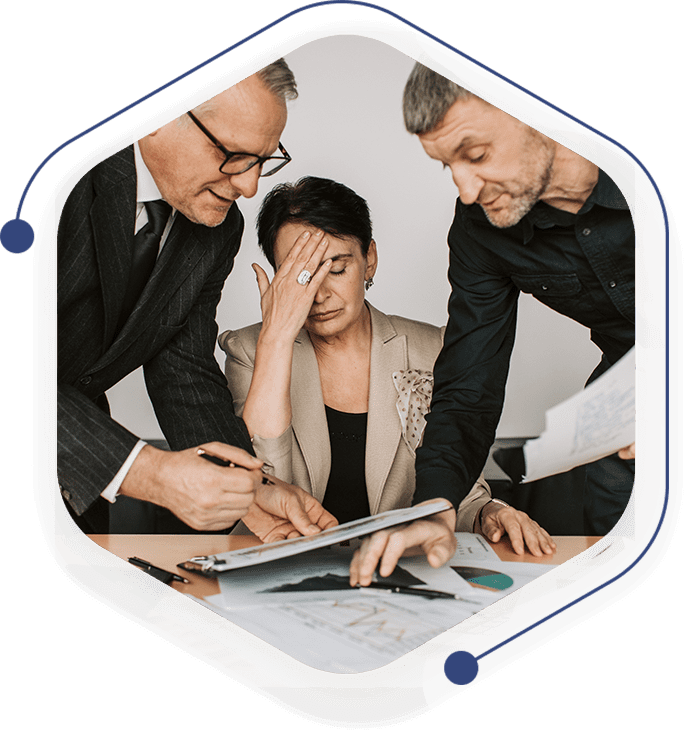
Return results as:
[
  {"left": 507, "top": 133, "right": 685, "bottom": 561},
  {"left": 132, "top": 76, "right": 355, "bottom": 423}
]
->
[
  {"left": 1, "top": 219, "right": 34, "bottom": 253},
  {"left": 444, "top": 651, "right": 479, "bottom": 685}
]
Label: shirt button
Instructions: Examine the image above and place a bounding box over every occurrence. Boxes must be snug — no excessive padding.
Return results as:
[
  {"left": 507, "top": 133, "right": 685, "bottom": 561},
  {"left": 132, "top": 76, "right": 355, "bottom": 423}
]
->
[
  {"left": 582, "top": 228, "right": 591, "bottom": 236},
  {"left": 609, "top": 280, "right": 617, "bottom": 288},
  {"left": 542, "top": 285, "right": 548, "bottom": 290},
  {"left": 79, "top": 376, "right": 92, "bottom": 385}
]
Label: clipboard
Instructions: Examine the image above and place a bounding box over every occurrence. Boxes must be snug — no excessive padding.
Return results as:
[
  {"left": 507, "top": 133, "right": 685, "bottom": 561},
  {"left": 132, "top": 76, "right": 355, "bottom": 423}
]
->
[{"left": 178, "top": 499, "right": 452, "bottom": 576}]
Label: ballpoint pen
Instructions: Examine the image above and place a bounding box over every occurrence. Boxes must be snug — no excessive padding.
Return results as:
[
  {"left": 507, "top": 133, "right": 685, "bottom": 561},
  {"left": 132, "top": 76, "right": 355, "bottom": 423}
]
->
[
  {"left": 128, "top": 557, "right": 190, "bottom": 584},
  {"left": 358, "top": 583, "right": 465, "bottom": 600},
  {"left": 197, "top": 448, "right": 274, "bottom": 484}
]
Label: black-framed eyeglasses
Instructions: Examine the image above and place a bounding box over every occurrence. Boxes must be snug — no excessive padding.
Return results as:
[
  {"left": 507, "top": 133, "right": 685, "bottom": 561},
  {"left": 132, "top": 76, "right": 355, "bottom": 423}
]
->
[{"left": 187, "top": 111, "right": 291, "bottom": 177}]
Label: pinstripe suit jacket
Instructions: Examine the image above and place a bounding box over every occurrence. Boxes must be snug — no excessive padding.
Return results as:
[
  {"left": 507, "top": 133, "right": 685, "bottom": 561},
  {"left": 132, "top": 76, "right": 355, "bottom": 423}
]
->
[{"left": 58, "top": 146, "right": 252, "bottom": 520}]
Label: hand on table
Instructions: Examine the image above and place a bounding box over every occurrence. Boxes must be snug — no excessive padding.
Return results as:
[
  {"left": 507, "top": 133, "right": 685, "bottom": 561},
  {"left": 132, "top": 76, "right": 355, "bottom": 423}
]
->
[
  {"left": 120, "top": 442, "right": 263, "bottom": 531},
  {"left": 349, "top": 500, "right": 457, "bottom": 586},
  {"left": 243, "top": 475, "right": 339, "bottom": 542},
  {"left": 253, "top": 228, "right": 332, "bottom": 343},
  {"left": 479, "top": 501, "right": 556, "bottom": 556}
]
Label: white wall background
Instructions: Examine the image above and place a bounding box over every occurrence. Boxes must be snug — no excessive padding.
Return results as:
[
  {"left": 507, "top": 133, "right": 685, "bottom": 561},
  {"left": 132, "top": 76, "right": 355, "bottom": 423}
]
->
[{"left": 107, "top": 34, "right": 601, "bottom": 439}]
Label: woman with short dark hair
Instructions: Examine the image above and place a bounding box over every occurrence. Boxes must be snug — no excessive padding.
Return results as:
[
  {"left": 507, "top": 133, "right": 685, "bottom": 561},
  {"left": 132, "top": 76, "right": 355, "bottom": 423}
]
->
[{"left": 219, "top": 176, "right": 554, "bottom": 553}]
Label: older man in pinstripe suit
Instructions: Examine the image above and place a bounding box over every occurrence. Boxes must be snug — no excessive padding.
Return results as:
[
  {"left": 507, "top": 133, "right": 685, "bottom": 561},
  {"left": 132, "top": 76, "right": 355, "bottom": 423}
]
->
[{"left": 58, "top": 60, "right": 337, "bottom": 537}]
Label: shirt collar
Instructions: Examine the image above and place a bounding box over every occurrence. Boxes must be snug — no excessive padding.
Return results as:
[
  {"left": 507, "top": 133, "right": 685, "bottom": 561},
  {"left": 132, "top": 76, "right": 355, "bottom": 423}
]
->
[
  {"left": 521, "top": 169, "right": 628, "bottom": 243},
  {"left": 583, "top": 168, "right": 629, "bottom": 211},
  {"left": 134, "top": 141, "right": 163, "bottom": 204}
]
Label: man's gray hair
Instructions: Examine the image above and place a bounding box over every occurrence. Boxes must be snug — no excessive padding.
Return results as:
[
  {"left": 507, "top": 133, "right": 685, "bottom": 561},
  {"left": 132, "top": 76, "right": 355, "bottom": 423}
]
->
[
  {"left": 402, "top": 62, "right": 470, "bottom": 135},
  {"left": 257, "top": 57, "right": 298, "bottom": 101},
  {"left": 188, "top": 57, "right": 298, "bottom": 126}
]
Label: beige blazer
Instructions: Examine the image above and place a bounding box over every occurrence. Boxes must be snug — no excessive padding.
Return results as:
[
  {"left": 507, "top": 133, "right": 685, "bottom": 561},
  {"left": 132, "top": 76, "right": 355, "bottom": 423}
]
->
[{"left": 219, "top": 303, "right": 491, "bottom": 531}]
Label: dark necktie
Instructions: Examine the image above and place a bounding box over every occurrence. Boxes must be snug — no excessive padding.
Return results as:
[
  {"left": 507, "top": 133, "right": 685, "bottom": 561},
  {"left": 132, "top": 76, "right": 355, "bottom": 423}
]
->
[{"left": 117, "top": 199, "right": 172, "bottom": 334}]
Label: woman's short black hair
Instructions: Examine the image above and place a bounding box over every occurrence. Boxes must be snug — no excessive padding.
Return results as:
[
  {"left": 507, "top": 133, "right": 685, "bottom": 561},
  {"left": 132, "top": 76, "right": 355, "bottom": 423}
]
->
[{"left": 256, "top": 176, "right": 372, "bottom": 269}]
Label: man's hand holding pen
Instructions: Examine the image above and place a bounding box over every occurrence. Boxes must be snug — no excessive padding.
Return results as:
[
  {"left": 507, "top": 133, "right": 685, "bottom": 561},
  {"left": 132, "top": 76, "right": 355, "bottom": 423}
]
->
[
  {"left": 196, "top": 448, "right": 339, "bottom": 540},
  {"left": 118, "top": 441, "right": 337, "bottom": 536},
  {"left": 119, "top": 442, "right": 262, "bottom": 530}
]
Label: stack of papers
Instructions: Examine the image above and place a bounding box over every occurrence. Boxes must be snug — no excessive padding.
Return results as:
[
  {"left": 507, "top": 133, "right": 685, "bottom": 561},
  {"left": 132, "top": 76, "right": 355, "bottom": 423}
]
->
[{"left": 190, "top": 534, "right": 555, "bottom": 673}]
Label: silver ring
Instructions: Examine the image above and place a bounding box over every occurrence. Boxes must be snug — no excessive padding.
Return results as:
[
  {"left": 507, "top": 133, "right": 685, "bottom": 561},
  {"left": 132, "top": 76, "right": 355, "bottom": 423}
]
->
[{"left": 297, "top": 269, "right": 312, "bottom": 286}]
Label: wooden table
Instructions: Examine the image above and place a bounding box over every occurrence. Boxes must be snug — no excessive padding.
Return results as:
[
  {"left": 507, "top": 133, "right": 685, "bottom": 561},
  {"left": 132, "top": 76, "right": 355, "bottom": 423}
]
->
[{"left": 90, "top": 534, "right": 601, "bottom": 598}]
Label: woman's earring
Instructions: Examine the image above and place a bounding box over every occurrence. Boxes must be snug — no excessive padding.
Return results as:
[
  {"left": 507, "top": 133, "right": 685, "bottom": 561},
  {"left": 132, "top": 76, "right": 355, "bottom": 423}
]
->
[{"left": 365, "top": 277, "right": 374, "bottom": 291}]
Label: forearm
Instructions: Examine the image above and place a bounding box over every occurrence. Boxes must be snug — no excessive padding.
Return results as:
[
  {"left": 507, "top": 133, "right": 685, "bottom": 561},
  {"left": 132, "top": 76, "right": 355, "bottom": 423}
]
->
[
  {"left": 58, "top": 383, "right": 140, "bottom": 515},
  {"left": 117, "top": 441, "right": 263, "bottom": 531},
  {"left": 146, "top": 350, "right": 253, "bottom": 453},
  {"left": 242, "top": 330, "right": 295, "bottom": 440},
  {"left": 144, "top": 264, "right": 253, "bottom": 454},
  {"left": 118, "top": 443, "right": 167, "bottom": 504},
  {"left": 242, "top": 230, "right": 333, "bottom": 438},
  {"left": 457, "top": 475, "right": 493, "bottom": 532},
  {"left": 413, "top": 409, "right": 498, "bottom": 508},
  {"left": 414, "top": 216, "right": 518, "bottom": 508}
]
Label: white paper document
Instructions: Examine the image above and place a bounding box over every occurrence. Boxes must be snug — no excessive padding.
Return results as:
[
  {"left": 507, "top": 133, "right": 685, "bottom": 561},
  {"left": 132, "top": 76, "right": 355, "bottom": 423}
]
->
[
  {"left": 523, "top": 347, "right": 634, "bottom": 482},
  {"left": 446, "top": 559, "right": 555, "bottom": 597},
  {"left": 451, "top": 532, "right": 501, "bottom": 562},
  {"left": 205, "top": 542, "right": 496, "bottom": 672},
  {"left": 216, "top": 546, "right": 477, "bottom": 610},
  {"left": 201, "top": 590, "right": 493, "bottom": 673},
  {"left": 194, "top": 535, "right": 556, "bottom": 673}
]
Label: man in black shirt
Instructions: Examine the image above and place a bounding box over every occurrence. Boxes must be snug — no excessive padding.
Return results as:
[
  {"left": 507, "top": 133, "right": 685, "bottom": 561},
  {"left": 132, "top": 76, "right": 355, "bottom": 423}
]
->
[{"left": 350, "top": 64, "right": 634, "bottom": 586}]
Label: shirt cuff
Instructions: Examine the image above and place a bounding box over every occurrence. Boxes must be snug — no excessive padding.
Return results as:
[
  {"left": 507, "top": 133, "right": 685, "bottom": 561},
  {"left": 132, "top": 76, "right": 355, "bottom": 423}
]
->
[{"left": 101, "top": 440, "right": 147, "bottom": 503}]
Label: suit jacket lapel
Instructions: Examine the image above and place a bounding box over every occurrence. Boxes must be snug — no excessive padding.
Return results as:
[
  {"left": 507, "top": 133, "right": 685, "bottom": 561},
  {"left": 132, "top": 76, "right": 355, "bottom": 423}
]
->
[
  {"left": 135, "top": 202, "right": 242, "bottom": 338},
  {"left": 91, "top": 201, "right": 222, "bottom": 372},
  {"left": 90, "top": 147, "right": 137, "bottom": 350},
  {"left": 365, "top": 304, "right": 407, "bottom": 513},
  {"left": 89, "top": 160, "right": 234, "bottom": 369},
  {"left": 290, "top": 330, "right": 331, "bottom": 502},
  {"left": 115, "top": 215, "right": 206, "bottom": 345}
]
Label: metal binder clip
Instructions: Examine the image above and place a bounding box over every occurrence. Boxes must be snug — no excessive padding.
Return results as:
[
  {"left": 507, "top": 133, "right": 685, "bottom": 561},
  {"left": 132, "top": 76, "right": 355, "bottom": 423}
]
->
[{"left": 177, "top": 555, "right": 225, "bottom": 576}]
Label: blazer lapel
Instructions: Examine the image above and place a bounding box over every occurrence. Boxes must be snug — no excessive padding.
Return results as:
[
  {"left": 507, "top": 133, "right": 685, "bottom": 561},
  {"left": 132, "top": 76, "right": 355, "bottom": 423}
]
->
[
  {"left": 126, "top": 202, "right": 241, "bottom": 344},
  {"left": 90, "top": 149, "right": 137, "bottom": 350},
  {"left": 91, "top": 211, "right": 210, "bottom": 372},
  {"left": 365, "top": 304, "right": 407, "bottom": 513},
  {"left": 290, "top": 330, "right": 331, "bottom": 502},
  {"left": 119, "top": 215, "right": 206, "bottom": 341}
]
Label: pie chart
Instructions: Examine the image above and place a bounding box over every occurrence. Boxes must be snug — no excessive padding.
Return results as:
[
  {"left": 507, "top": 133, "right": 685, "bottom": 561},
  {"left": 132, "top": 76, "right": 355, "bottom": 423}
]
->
[{"left": 451, "top": 566, "right": 514, "bottom": 591}]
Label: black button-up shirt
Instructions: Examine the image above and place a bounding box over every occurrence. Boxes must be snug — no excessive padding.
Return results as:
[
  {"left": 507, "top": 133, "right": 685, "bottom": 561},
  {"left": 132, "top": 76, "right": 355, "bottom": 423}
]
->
[{"left": 413, "top": 170, "right": 635, "bottom": 508}]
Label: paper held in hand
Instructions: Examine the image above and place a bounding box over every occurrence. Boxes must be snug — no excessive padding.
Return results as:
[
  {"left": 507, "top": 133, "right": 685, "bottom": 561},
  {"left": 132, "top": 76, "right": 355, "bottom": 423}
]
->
[
  {"left": 179, "top": 499, "right": 452, "bottom": 574},
  {"left": 522, "top": 347, "right": 635, "bottom": 483}
]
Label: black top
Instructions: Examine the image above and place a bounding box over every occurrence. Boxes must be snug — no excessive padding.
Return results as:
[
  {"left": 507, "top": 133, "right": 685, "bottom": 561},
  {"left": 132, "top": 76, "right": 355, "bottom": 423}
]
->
[
  {"left": 322, "top": 405, "right": 370, "bottom": 524},
  {"left": 413, "top": 170, "right": 635, "bottom": 509}
]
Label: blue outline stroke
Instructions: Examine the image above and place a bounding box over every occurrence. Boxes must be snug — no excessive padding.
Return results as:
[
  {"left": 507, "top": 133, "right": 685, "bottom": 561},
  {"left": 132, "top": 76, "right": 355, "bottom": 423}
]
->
[{"left": 20, "top": 0, "right": 667, "bottom": 666}]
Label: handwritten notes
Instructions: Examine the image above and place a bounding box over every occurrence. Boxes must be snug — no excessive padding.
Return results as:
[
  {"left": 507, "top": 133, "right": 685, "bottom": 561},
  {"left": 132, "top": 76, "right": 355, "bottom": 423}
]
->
[{"left": 523, "top": 348, "right": 635, "bottom": 483}]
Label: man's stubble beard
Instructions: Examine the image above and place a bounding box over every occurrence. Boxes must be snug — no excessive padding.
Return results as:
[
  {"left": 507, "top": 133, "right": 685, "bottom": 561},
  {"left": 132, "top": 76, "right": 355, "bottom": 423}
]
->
[
  {"left": 482, "top": 135, "right": 554, "bottom": 229},
  {"left": 186, "top": 198, "right": 235, "bottom": 228}
]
